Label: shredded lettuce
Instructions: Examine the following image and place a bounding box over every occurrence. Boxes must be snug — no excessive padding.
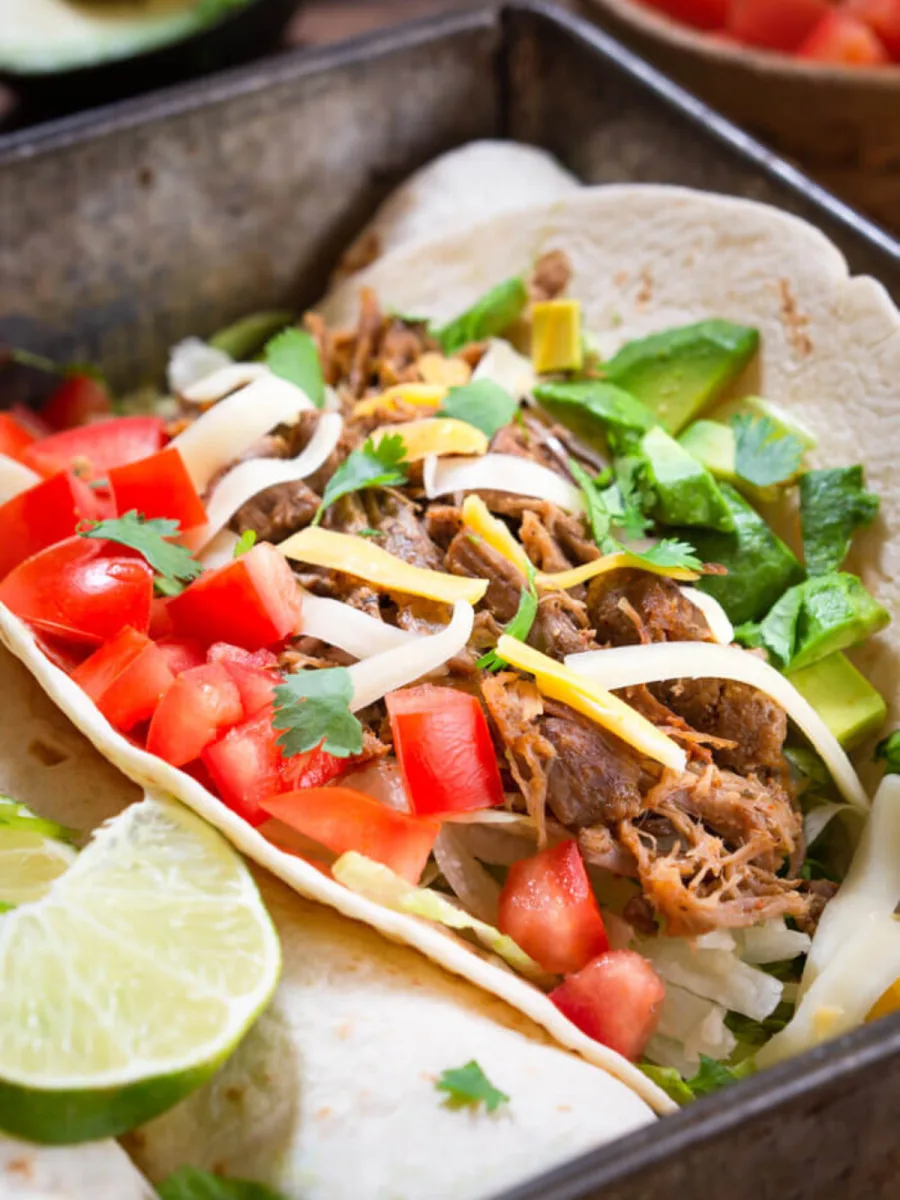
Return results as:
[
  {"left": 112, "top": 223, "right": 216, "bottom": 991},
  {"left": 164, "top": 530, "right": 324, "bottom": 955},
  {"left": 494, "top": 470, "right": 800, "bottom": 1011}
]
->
[{"left": 639, "top": 1054, "right": 755, "bottom": 1106}]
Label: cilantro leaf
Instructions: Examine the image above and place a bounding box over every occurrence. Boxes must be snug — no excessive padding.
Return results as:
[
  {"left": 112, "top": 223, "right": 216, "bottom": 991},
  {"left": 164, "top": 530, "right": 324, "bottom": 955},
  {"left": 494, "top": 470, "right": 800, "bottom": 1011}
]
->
[
  {"left": 313, "top": 435, "right": 408, "bottom": 525},
  {"left": 233, "top": 529, "right": 257, "bottom": 557},
  {"left": 635, "top": 539, "right": 704, "bottom": 572},
  {"left": 731, "top": 414, "right": 805, "bottom": 488},
  {"left": 434, "top": 277, "right": 528, "bottom": 355},
  {"left": 264, "top": 328, "right": 324, "bottom": 408},
  {"left": 725, "top": 1001, "right": 793, "bottom": 1049},
  {"left": 439, "top": 379, "right": 518, "bottom": 438},
  {"left": 157, "top": 1165, "right": 287, "bottom": 1200},
  {"left": 80, "top": 511, "right": 203, "bottom": 592},
  {"left": 272, "top": 668, "right": 363, "bottom": 759},
  {"left": 799, "top": 466, "right": 880, "bottom": 576},
  {"left": 688, "top": 1054, "right": 755, "bottom": 1096},
  {"left": 435, "top": 1060, "right": 509, "bottom": 1113},
  {"left": 613, "top": 455, "right": 655, "bottom": 539},
  {"left": 478, "top": 563, "right": 538, "bottom": 673},
  {"left": 876, "top": 731, "right": 900, "bottom": 775}
]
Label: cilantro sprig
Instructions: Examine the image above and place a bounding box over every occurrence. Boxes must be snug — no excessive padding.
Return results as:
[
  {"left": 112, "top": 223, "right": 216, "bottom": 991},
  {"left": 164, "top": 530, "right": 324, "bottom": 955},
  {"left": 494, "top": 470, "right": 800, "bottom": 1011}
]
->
[
  {"left": 264, "top": 327, "right": 325, "bottom": 408},
  {"left": 732, "top": 414, "right": 805, "bottom": 488},
  {"left": 79, "top": 511, "right": 203, "bottom": 595},
  {"left": 435, "top": 1060, "right": 509, "bottom": 1113},
  {"left": 312, "top": 435, "right": 409, "bottom": 525},
  {"left": 272, "top": 668, "right": 363, "bottom": 759},
  {"left": 639, "top": 1054, "right": 754, "bottom": 1107}
]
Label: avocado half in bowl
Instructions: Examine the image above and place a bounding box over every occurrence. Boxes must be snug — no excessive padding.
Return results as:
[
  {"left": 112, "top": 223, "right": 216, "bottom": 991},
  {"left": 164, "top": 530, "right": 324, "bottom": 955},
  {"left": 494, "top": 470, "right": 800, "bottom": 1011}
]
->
[{"left": 0, "top": 0, "right": 304, "bottom": 114}]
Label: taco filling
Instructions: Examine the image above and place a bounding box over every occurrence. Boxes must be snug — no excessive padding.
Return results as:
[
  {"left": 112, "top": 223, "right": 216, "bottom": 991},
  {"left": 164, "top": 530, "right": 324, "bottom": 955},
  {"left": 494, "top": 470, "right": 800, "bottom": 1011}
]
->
[{"left": 0, "top": 245, "right": 890, "bottom": 1098}]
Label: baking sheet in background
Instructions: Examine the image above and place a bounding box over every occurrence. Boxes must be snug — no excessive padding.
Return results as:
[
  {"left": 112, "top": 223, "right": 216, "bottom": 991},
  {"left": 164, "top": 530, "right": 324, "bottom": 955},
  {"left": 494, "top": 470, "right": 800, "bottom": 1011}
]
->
[{"left": 1, "top": 4, "right": 900, "bottom": 1196}]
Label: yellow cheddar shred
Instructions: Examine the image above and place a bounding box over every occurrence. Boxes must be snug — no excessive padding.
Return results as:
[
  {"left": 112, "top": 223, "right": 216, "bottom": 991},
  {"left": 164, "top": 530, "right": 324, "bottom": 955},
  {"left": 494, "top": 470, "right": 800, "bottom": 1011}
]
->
[
  {"left": 371, "top": 418, "right": 488, "bottom": 463},
  {"left": 531, "top": 299, "right": 584, "bottom": 374},
  {"left": 461, "top": 495, "right": 533, "bottom": 577},
  {"left": 416, "top": 353, "right": 472, "bottom": 389},
  {"left": 538, "top": 551, "right": 699, "bottom": 589},
  {"left": 278, "top": 527, "right": 487, "bottom": 605},
  {"left": 496, "top": 635, "right": 687, "bottom": 772},
  {"left": 352, "top": 382, "right": 446, "bottom": 419}
]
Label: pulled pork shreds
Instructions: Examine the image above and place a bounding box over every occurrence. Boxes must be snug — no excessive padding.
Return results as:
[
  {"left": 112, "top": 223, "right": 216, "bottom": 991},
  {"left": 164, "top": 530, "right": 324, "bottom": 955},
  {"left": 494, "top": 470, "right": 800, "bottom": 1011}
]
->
[
  {"left": 531, "top": 590, "right": 599, "bottom": 660},
  {"left": 232, "top": 480, "right": 320, "bottom": 544},
  {"left": 586, "top": 569, "right": 714, "bottom": 647},
  {"left": 481, "top": 673, "right": 555, "bottom": 844},
  {"left": 530, "top": 249, "right": 573, "bottom": 302},
  {"left": 446, "top": 529, "right": 525, "bottom": 622}
]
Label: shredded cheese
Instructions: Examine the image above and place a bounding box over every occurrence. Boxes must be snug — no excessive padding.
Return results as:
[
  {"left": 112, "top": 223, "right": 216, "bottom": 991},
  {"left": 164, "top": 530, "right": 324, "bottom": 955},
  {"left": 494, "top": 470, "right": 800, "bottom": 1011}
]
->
[
  {"left": 352, "top": 382, "right": 446, "bottom": 419},
  {"left": 461, "top": 495, "right": 533, "bottom": 577},
  {"left": 371, "top": 417, "right": 487, "bottom": 462},
  {"left": 538, "top": 552, "right": 699, "bottom": 589}
]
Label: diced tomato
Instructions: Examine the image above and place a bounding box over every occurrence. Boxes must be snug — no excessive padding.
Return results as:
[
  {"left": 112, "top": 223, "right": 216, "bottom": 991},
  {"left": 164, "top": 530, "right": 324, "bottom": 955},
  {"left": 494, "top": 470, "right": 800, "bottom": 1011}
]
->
[
  {"left": 108, "top": 446, "right": 207, "bottom": 530},
  {"left": 550, "top": 950, "right": 666, "bottom": 1061},
  {"left": 727, "top": 0, "right": 829, "bottom": 49},
  {"left": 498, "top": 841, "right": 609, "bottom": 975},
  {"left": 71, "top": 626, "right": 175, "bottom": 732},
  {"left": 203, "top": 707, "right": 284, "bottom": 825},
  {"left": 638, "top": 0, "right": 728, "bottom": 29},
  {"left": 386, "top": 684, "right": 504, "bottom": 816},
  {"left": 845, "top": 0, "right": 900, "bottom": 57},
  {"left": 260, "top": 787, "right": 439, "bottom": 882},
  {"left": 10, "top": 404, "right": 51, "bottom": 441},
  {"left": 22, "top": 415, "right": 165, "bottom": 481},
  {"left": 798, "top": 10, "right": 890, "bottom": 61},
  {"left": 207, "top": 643, "right": 279, "bottom": 669},
  {"left": 0, "top": 537, "right": 153, "bottom": 645},
  {"left": 149, "top": 596, "right": 175, "bottom": 639},
  {"left": 222, "top": 662, "right": 278, "bottom": 716},
  {"left": 168, "top": 542, "right": 303, "bottom": 650},
  {"left": 40, "top": 375, "right": 112, "bottom": 432},
  {"left": 156, "top": 637, "right": 206, "bottom": 676},
  {"left": 279, "top": 742, "right": 355, "bottom": 790},
  {"left": 0, "top": 412, "right": 37, "bottom": 461},
  {"left": 146, "top": 662, "right": 243, "bottom": 767},
  {"left": 0, "top": 471, "right": 101, "bottom": 579}
]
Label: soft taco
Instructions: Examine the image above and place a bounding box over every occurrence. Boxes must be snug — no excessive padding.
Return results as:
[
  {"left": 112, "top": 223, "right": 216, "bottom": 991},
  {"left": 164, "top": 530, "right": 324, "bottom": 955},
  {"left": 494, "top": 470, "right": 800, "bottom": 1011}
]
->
[{"left": 1, "top": 163, "right": 899, "bottom": 1136}]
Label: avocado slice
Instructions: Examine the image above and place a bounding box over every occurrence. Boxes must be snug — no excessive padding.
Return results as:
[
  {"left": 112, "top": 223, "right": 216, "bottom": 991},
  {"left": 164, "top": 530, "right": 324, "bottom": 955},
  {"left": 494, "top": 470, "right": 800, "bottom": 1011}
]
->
[
  {"left": 678, "top": 418, "right": 788, "bottom": 504},
  {"left": 0, "top": 0, "right": 257, "bottom": 75},
  {"left": 640, "top": 426, "right": 734, "bottom": 532},
  {"left": 712, "top": 395, "right": 818, "bottom": 451},
  {"left": 789, "top": 573, "right": 890, "bottom": 672},
  {"left": 603, "top": 320, "right": 759, "bottom": 434},
  {"left": 684, "top": 484, "right": 805, "bottom": 625},
  {"left": 532, "top": 378, "right": 655, "bottom": 455},
  {"left": 786, "top": 652, "right": 886, "bottom": 750}
]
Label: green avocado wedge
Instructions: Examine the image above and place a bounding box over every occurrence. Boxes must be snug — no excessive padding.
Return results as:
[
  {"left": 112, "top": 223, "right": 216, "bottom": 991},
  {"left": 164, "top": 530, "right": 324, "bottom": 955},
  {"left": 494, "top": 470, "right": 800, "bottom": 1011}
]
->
[
  {"left": 640, "top": 426, "right": 734, "bottom": 532},
  {"left": 786, "top": 652, "right": 887, "bottom": 750},
  {"left": 532, "top": 378, "right": 656, "bottom": 455}
]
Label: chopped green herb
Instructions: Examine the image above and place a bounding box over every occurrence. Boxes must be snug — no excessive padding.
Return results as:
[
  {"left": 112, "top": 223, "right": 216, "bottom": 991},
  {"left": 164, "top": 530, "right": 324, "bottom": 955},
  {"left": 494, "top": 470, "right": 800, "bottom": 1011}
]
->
[
  {"left": 478, "top": 563, "right": 538, "bottom": 672},
  {"left": 435, "top": 1060, "right": 509, "bottom": 1113},
  {"left": 725, "top": 1001, "right": 793, "bottom": 1048},
  {"left": 80, "top": 511, "right": 203, "bottom": 594},
  {"left": 594, "top": 466, "right": 614, "bottom": 488},
  {"left": 233, "top": 529, "right": 257, "bottom": 557},
  {"left": 731, "top": 414, "right": 805, "bottom": 488},
  {"left": 272, "top": 668, "right": 363, "bottom": 759},
  {"left": 264, "top": 328, "right": 324, "bottom": 407},
  {"left": 876, "top": 731, "right": 900, "bottom": 775},
  {"left": 637, "top": 539, "right": 703, "bottom": 572},
  {"left": 313, "top": 435, "right": 409, "bottom": 525},
  {"left": 688, "top": 1054, "right": 755, "bottom": 1096},
  {"left": 613, "top": 457, "right": 655, "bottom": 540},
  {"left": 210, "top": 311, "right": 294, "bottom": 360},
  {"left": 157, "top": 1165, "right": 287, "bottom": 1200},
  {"left": 799, "top": 466, "right": 879, "bottom": 576},
  {"left": 434, "top": 277, "right": 528, "bottom": 355},
  {"left": 439, "top": 379, "right": 518, "bottom": 438},
  {"left": 356, "top": 528, "right": 383, "bottom": 538}
]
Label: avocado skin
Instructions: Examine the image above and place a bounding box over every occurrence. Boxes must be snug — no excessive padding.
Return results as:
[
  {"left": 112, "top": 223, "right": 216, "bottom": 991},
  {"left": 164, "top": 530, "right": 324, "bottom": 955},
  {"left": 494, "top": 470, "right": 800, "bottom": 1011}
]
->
[
  {"left": 605, "top": 320, "right": 759, "bottom": 434},
  {"left": 641, "top": 426, "right": 734, "bottom": 532},
  {"left": 533, "top": 379, "right": 655, "bottom": 455},
  {"left": 789, "top": 573, "right": 890, "bottom": 672},
  {"left": 786, "top": 651, "right": 886, "bottom": 750},
  {"left": 684, "top": 484, "right": 805, "bottom": 625}
]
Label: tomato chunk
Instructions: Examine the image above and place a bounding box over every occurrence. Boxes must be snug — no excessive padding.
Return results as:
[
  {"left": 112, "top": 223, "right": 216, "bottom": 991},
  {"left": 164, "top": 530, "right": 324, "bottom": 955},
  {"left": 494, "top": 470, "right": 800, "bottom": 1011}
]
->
[
  {"left": 639, "top": 0, "right": 728, "bottom": 29},
  {"left": 0, "top": 471, "right": 101, "bottom": 579},
  {"left": 727, "top": 0, "right": 828, "bottom": 49},
  {"left": 0, "top": 412, "right": 37, "bottom": 461},
  {"left": 550, "top": 950, "right": 665, "bottom": 1061},
  {"left": 280, "top": 742, "right": 357, "bottom": 790},
  {"left": 40, "top": 375, "right": 112, "bottom": 431},
  {"left": 71, "top": 626, "right": 175, "bottom": 732},
  {"left": 261, "top": 787, "right": 439, "bottom": 882},
  {"left": 798, "top": 10, "right": 890, "bottom": 61},
  {"left": 0, "top": 537, "right": 153, "bottom": 645},
  {"left": 146, "top": 662, "right": 243, "bottom": 766},
  {"left": 846, "top": 0, "right": 900, "bottom": 57},
  {"left": 156, "top": 637, "right": 206, "bottom": 676},
  {"left": 207, "top": 643, "right": 279, "bottom": 669},
  {"left": 108, "top": 446, "right": 207, "bottom": 530},
  {"left": 386, "top": 684, "right": 504, "bottom": 815},
  {"left": 22, "top": 415, "right": 165, "bottom": 481},
  {"left": 168, "top": 542, "right": 303, "bottom": 650},
  {"left": 498, "top": 841, "right": 609, "bottom": 975},
  {"left": 203, "top": 707, "right": 285, "bottom": 825}
]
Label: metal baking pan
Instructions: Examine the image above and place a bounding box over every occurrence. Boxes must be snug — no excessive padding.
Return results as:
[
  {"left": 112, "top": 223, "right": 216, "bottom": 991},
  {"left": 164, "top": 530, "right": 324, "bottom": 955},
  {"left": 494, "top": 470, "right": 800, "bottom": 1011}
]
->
[{"left": 2, "top": 4, "right": 899, "bottom": 1196}]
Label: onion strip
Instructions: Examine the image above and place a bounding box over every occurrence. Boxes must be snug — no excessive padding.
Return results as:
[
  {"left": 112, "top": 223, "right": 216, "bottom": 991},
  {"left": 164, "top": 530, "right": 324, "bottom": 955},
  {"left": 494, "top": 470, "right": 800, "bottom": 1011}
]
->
[
  {"left": 181, "top": 362, "right": 270, "bottom": 403},
  {"left": 565, "top": 642, "right": 868, "bottom": 810},
  {"left": 679, "top": 587, "right": 734, "bottom": 645},
  {"left": 296, "top": 588, "right": 417, "bottom": 659},
  {"left": 423, "top": 453, "right": 585, "bottom": 514}
]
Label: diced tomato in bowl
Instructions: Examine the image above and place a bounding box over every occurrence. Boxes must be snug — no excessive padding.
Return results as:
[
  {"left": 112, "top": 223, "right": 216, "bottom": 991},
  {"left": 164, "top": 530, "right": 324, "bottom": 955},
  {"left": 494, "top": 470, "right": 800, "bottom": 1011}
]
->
[
  {"left": 798, "top": 11, "right": 890, "bottom": 63},
  {"left": 71, "top": 626, "right": 175, "bottom": 732},
  {"left": 550, "top": 950, "right": 665, "bottom": 1061},
  {"left": 40, "top": 375, "right": 112, "bottom": 431},
  {"left": 639, "top": 0, "right": 729, "bottom": 30},
  {"left": 0, "top": 537, "right": 154, "bottom": 645},
  {"left": 22, "top": 415, "right": 165, "bottom": 481},
  {"left": 156, "top": 637, "right": 206, "bottom": 676},
  {"left": 0, "top": 412, "right": 38, "bottom": 461},
  {"left": 498, "top": 841, "right": 610, "bottom": 975},
  {"left": 0, "top": 471, "right": 101, "bottom": 579},
  {"left": 727, "top": 0, "right": 829, "bottom": 51},
  {"left": 846, "top": 0, "right": 900, "bottom": 58},
  {"left": 108, "top": 446, "right": 207, "bottom": 530},
  {"left": 146, "top": 662, "right": 243, "bottom": 767},
  {"left": 203, "top": 707, "right": 285, "bottom": 825}
]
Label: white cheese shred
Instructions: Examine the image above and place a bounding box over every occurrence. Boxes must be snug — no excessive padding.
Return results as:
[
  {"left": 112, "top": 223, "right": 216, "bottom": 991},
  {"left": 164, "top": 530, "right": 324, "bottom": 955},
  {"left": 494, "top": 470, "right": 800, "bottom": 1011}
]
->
[
  {"left": 423, "top": 453, "right": 585, "bottom": 514},
  {"left": 296, "top": 588, "right": 418, "bottom": 660}
]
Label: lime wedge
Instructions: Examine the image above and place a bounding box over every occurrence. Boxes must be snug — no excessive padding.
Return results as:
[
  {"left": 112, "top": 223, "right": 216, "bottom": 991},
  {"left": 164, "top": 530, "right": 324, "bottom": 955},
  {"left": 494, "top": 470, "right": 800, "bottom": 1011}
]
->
[{"left": 0, "top": 793, "right": 281, "bottom": 1145}]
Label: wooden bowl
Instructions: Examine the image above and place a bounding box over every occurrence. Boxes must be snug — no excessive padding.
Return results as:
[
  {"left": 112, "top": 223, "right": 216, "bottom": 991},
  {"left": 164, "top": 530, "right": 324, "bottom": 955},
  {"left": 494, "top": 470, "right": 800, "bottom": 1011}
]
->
[{"left": 583, "top": 0, "right": 900, "bottom": 232}]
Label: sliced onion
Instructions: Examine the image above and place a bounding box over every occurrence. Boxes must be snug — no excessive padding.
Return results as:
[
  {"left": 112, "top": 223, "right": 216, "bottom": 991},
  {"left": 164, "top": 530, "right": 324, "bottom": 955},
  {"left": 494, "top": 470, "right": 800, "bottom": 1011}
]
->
[
  {"left": 565, "top": 642, "right": 868, "bottom": 811},
  {"left": 185, "top": 413, "right": 343, "bottom": 551},
  {"left": 736, "top": 919, "right": 811, "bottom": 966},
  {"left": 638, "top": 936, "right": 783, "bottom": 1021},
  {"left": 167, "top": 337, "right": 232, "bottom": 395},
  {"left": 471, "top": 338, "right": 536, "bottom": 399},
  {"left": 348, "top": 600, "right": 474, "bottom": 712},
  {"left": 181, "top": 362, "right": 270, "bottom": 403},
  {"left": 423, "top": 452, "right": 585, "bottom": 513},
  {"left": 444, "top": 820, "right": 540, "bottom": 868},
  {"left": 335, "top": 760, "right": 410, "bottom": 812},
  {"left": 433, "top": 825, "right": 502, "bottom": 924},
  {"left": 198, "top": 529, "right": 240, "bottom": 569},
  {"left": 653, "top": 983, "right": 736, "bottom": 1068},
  {"left": 0, "top": 454, "right": 41, "bottom": 503},
  {"left": 171, "top": 375, "right": 314, "bottom": 492},
  {"left": 297, "top": 588, "right": 418, "bottom": 659},
  {"left": 679, "top": 587, "right": 734, "bottom": 645}
]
